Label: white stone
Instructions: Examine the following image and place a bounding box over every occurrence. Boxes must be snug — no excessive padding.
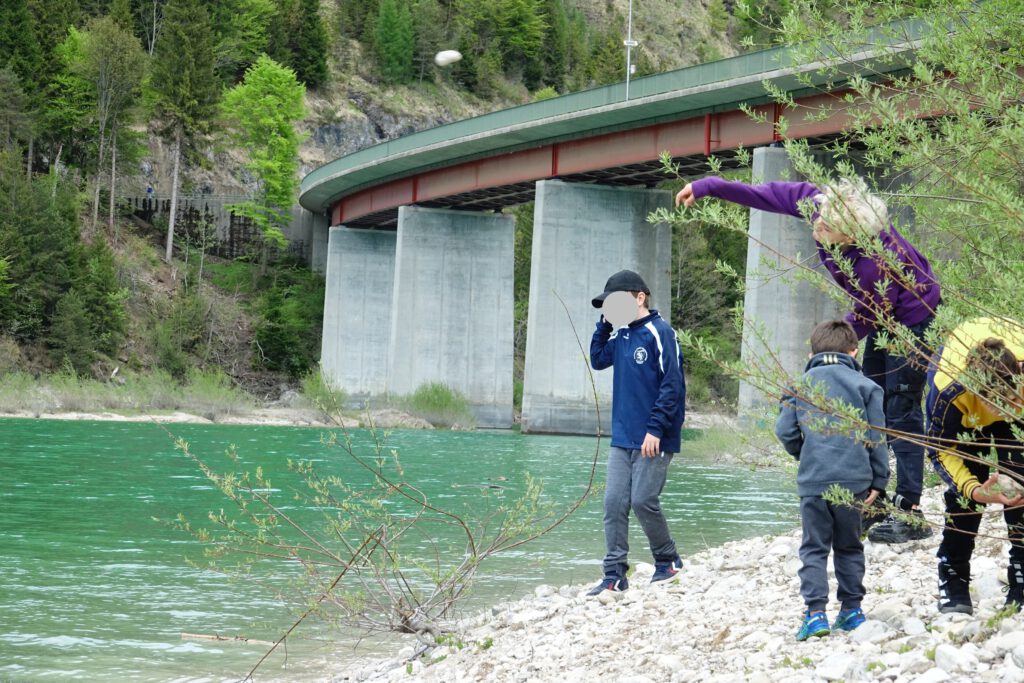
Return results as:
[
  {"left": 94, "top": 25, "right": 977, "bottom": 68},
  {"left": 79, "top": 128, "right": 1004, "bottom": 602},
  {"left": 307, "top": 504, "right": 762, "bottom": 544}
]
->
[
  {"left": 870, "top": 598, "right": 912, "bottom": 625},
  {"left": 815, "top": 652, "right": 859, "bottom": 680},
  {"left": 534, "top": 584, "right": 555, "bottom": 598},
  {"left": 1013, "top": 644, "right": 1024, "bottom": 669},
  {"left": 992, "top": 631, "right": 1024, "bottom": 655},
  {"left": 903, "top": 616, "right": 928, "bottom": 635},
  {"left": 656, "top": 654, "right": 682, "bottom": 669},
  {"left": 976, "top": 573, "right": 1008, "bottom": 601},
  {"left": 910, "top": 668, "right": 951, "bottom": 683},
  {"left": 849, "top": 619, "right": 891, "bottom": 643},
  {"left": 901, "top": 652, "right": 936, "bottom": 674},
  {"left": 934, "top": 643, "right": 975, "bottom": 672}
]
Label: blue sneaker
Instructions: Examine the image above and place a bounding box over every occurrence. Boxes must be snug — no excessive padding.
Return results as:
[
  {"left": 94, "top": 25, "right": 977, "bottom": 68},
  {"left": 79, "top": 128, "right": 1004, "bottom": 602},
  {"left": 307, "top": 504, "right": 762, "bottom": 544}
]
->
[
  {"left": 795, "top": 610, "right": 830, "bottom": 641},
  {"left": 586, "top": 576, "right": 628, "bottom": 596},
  {"left": 651, "top": 556, "right": 683, "bottom": 583},
  {"left": 833, "top": 607, "right": 866, "bottom": 631}
]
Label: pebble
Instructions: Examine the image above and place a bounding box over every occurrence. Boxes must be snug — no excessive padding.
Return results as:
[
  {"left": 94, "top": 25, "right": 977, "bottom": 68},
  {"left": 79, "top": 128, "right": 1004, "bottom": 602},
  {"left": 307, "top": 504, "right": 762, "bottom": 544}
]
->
[{"left": 341, "top": 486, "right": 1024, "bottom": 683}]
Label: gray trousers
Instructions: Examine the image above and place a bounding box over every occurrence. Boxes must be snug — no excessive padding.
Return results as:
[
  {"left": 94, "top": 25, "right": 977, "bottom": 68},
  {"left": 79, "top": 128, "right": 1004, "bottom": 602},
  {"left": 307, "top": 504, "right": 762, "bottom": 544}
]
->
[
  {"left": 798, "top": 494, "right": 865, "bottom": 612},
  {"left": 602, "top": 446, "right": 678, "bottom": 577}
]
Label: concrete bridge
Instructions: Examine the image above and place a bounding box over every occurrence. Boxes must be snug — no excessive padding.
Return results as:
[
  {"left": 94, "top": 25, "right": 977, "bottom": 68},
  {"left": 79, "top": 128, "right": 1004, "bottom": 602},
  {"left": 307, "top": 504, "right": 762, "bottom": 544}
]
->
[{"left": 299, "top": 24, "right": 922, "bottom": 432}]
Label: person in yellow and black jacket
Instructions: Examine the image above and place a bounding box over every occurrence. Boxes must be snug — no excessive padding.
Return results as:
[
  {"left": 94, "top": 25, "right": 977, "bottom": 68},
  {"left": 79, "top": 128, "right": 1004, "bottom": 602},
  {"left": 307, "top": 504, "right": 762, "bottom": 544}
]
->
[{"left": 927, "top": 323, "right": 1024, "bottom": 614}]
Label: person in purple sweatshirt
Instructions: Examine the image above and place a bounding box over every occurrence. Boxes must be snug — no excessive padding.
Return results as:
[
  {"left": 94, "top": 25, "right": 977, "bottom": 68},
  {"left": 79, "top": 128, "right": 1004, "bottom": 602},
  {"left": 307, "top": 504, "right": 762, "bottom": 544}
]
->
[{"left": 677, "top": 175, "right": 941, "bottom": 544}]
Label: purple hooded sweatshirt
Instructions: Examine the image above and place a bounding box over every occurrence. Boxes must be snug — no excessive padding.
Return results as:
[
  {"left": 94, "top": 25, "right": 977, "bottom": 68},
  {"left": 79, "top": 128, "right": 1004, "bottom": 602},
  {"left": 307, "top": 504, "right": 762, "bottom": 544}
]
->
[{"left": 690, "top": 177, "right": 941, "bottom": 339}]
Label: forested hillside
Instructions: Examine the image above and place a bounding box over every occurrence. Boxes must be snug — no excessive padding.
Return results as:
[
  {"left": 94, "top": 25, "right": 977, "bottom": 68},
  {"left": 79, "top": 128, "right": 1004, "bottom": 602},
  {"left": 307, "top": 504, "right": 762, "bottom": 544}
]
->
[{"left": 0, "top": 0, "right": 779, "bottom": 406}]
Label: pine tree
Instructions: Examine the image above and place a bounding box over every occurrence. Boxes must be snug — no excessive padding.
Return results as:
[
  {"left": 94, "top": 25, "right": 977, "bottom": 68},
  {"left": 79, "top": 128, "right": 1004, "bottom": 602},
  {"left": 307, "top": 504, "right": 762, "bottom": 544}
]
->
[
  {"left": 149, "top": 0, "right": 219, "bottom": 261},
  {"left": 79, "top": 238, "right": 127, "bottom": 356},
  {"left": 0, "top": 0, "right": 45, "bottom": 89},
  {"left": 374, "top": 0, "right": 413, "bottom": 84},
  {"left": 337, "top": 0, "right": 379, "bottom": 41},
  {"left": 291, "top": 0, "right": 328, "bottom": 87},
  {"left": 208, "top": 0, "right": 273, "bottom": 82},
  {"left": 0, "top": 67, "right": 33, "bottom": 149},
  {"left": 411, "top": 0, "right": 445, "bottom": 81},
  {"left": 109, "top": 0, "right": 133, "bottom": 30},
  {"left": 49, "top": 288, "right": 95, "bottom": 374}
]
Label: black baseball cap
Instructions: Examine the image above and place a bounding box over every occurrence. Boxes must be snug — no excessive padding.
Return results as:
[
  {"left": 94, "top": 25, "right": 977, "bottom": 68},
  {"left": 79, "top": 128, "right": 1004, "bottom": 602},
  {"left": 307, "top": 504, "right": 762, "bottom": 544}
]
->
[{"left": 591, "top": 270, "right": 650, "bottom": 308}]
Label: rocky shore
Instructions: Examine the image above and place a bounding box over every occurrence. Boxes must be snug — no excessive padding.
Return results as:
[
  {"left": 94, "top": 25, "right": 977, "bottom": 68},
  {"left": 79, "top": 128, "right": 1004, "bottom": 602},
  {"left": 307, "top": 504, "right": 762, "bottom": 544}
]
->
[
  {"left": 343, "top": 485, "right": 1024, "bottom": 683},
  {"left": 0, "top": 406, "right": 434, "bottom": 429}
]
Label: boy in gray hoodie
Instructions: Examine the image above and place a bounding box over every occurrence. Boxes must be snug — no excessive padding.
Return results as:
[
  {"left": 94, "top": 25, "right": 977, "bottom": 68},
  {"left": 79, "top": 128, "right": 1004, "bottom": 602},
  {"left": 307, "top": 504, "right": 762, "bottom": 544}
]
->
[{"left": 775, "top": 320, "right": 890, "bottom": 640}]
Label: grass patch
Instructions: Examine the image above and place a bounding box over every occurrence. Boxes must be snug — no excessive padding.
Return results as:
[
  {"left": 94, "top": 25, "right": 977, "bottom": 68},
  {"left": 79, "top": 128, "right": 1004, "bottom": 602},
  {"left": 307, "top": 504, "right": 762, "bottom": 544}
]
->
[
  {"left": 300, "top": 369, "right": 348, "bottom": 421},
  {"left": 0, "top": 368, "right": 253, "bottom": 420},
  {"left": 401, "top": 382, "right": 476, "bottom": 429}
]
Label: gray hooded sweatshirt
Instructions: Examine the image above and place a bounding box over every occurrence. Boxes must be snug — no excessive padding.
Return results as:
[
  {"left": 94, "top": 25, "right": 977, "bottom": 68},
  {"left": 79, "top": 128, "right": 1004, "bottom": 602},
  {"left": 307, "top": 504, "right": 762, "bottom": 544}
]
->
[{"left": 775, "top": 352, "right": 890, "bottom": 497}]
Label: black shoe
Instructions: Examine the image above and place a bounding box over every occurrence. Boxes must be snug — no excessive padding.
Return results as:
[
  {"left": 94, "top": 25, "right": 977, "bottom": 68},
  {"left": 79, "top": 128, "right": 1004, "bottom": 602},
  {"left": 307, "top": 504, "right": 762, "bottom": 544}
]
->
[
  {"left": 1006, "top": 561, "right": 1024, "bottom": 609},
  {"left": 938, "top": 561, "right": 973, "bottom": 614},
  {"left": 586, "top": 575, "right": 628, "bottom": 596},
  {"left": 861, "top": 497, "right": 888, "bottom": 535},
  {"left": 868, "top": 509, "right": 932, "bottom": 543}
]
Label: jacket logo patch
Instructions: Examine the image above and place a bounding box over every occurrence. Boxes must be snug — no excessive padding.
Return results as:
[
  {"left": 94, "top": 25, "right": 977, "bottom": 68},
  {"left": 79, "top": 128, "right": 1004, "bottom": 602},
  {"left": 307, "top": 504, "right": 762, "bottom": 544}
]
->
[{"left": 634, "top": 348, "right": 648, "bottom": 364}]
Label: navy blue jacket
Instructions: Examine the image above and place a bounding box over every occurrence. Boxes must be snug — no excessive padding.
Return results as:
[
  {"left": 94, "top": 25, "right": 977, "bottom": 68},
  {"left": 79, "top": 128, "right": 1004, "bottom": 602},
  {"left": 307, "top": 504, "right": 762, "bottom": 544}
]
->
[
  {"left": 590, "top": 310, "right": 686, "bottom": 453},
  {"left": 775, "top": 352, "right": 890, "bottom": 496}
]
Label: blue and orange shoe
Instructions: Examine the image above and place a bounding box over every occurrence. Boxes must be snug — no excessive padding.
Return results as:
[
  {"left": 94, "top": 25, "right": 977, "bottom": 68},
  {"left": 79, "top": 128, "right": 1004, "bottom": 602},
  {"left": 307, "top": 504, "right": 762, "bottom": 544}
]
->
[
  {"left": 586, "top": 575, "right": 628, "bottom": 596},
  {"left": 795, "top": 610, "right": 830, "bottom": 641},
  {"left": 651, "top": 556, "right": 683, "bottom": 584}
]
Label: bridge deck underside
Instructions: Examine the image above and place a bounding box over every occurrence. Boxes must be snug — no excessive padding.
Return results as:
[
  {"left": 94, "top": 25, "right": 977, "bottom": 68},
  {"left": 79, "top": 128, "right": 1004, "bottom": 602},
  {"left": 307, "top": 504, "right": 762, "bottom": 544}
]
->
[{"left": 343, "top": 134, "right": 848, "bottom": 229}]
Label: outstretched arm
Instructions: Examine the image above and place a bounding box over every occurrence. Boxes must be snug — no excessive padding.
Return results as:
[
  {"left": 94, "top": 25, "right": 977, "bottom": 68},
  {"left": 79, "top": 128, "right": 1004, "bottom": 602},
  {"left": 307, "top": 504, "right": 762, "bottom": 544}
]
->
[{"left": 676, "top": 177, "right": 821, "bottom": 220}]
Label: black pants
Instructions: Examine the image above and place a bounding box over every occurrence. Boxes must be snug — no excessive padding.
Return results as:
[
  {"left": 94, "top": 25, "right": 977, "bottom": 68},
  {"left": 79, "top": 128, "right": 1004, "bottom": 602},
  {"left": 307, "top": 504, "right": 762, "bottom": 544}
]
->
[
  {"left": 936, "top": 488, "right": 1024, "bottom": 571},
  {"left": 862, "top": 317, "right": 933, "bottom": 508}
]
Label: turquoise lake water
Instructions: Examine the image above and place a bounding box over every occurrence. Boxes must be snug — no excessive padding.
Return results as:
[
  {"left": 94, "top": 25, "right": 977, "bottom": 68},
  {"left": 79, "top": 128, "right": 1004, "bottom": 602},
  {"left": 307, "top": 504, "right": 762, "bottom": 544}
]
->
[{"left": 0, "top": 419, "right": 796, "bottom": 681}]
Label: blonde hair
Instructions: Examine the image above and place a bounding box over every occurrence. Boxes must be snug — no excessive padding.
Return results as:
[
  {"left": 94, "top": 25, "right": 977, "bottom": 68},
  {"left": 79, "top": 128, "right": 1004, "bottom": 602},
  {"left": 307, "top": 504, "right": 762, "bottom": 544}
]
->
[{"left": 814, "top": 177, "right": 889, "bottom": 239}]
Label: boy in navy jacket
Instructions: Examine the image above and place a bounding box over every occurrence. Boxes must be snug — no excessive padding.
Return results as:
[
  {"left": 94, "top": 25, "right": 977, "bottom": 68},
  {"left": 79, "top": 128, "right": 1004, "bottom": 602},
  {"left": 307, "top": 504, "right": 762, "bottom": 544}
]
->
[
  {"left": 587, "top": 270, "right": 686, "bottom": 595},
  {"left": 776, "top": 320, "right": 890, "bottom": 640}
]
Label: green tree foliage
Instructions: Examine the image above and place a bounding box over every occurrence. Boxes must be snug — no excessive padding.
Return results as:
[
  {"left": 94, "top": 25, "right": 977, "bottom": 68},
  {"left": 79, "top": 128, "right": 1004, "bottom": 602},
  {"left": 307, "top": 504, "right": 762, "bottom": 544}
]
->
[
  {"left": 221, "top": 54, "right": 306, "bottom": 248},
  {"left": 0, "top": 0, "right": 45, "bottom": 89},
  {"left": 150, "top": 0, "right": 219, "bottom": 260},
  {"left": 373, "top": 0, "right": 414, "bottom": 84},
  {"left": 49, "top": 289, "right": 95, "bottom": 374},
  {"left": 410, "top": 0, "right": 446, "bottom": 81},
  {"left": 109, "top": 0, "right": 133, "bottom": 29},
  {"left": 71, "top": 16, "right": 146, "bottom": 229},
  {"left": 45, "top": 28, "right": 95, "bottom": 171},
  {"left": 253, "top": 270, "right": 325, "bottom": 377},
  {"left": 265, "top": 0, "right": 328, "bottom": 87},
  {"left": 0, "top": 151, "right": 80, "bottom": 340},
  {"left": 208, "top": 0, "right": 273, "bottom": 82},
  {"left": 336, "top": 0, "right": 379, "bottom": 41},
  {"left": 152, "top": 290, "right": 209, "bottom": 379},
  {"left": 79, "top": 239, "right": 128, "bottom": 356},
  {"left": 0, "top": 66, "right": 33, "bottom": 149},
  {"left": 453, "top": 0, "right": 547, "bottom": 90},
  {"left": 292, "top": 0, "right": 328, "bottom": 87}
]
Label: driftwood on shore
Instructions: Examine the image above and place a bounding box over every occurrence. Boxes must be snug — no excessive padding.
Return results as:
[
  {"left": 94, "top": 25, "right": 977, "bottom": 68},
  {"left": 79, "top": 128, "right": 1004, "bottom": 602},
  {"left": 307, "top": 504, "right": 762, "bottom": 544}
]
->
[{"left": 181, "top": 632, "right": 276, "bottom": 646}]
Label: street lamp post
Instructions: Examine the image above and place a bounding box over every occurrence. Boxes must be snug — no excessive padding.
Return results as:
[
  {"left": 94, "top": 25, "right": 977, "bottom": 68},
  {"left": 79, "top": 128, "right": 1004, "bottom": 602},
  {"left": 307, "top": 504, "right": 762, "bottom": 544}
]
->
[{"left": 624, "top": 0, "right": 638, "bottom": 101}]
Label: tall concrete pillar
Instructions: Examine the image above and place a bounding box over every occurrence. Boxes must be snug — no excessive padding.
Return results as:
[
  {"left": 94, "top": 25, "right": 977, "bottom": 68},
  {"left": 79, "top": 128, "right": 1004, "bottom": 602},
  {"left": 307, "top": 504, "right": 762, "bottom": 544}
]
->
[
  {"left": 320, "top": 227, "right": 396, "bottom": 400},
  {"left": 387, "top": 206, "right": 514, "bottom": 428},
  {"left": 521, "top": 180, "right": 672, "bottom": 436},
  {"left": 738, "top": 147, "right": 842, "bottom": 413},
  {"left": 310, "top": 218, "right": 330, "bottom": 274}
]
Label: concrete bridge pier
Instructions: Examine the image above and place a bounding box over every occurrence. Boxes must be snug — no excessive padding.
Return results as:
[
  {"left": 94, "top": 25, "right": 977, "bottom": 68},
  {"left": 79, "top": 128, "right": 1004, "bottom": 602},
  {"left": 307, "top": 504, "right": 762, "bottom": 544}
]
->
[
  {"left": 521, "top": 180, "right": 672, "bottom": 436},
  {"left": 738, "top": 147, "right": 842, "bottom": 414},
  {"left": 320, "top": 227, "right": 397, "bottom": 400},
  {"left": 386, "top": 206, "right": 515, "bottom": 428},
  {"left": 310, "top": 218, "right": 330, "bottom": 274}
]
